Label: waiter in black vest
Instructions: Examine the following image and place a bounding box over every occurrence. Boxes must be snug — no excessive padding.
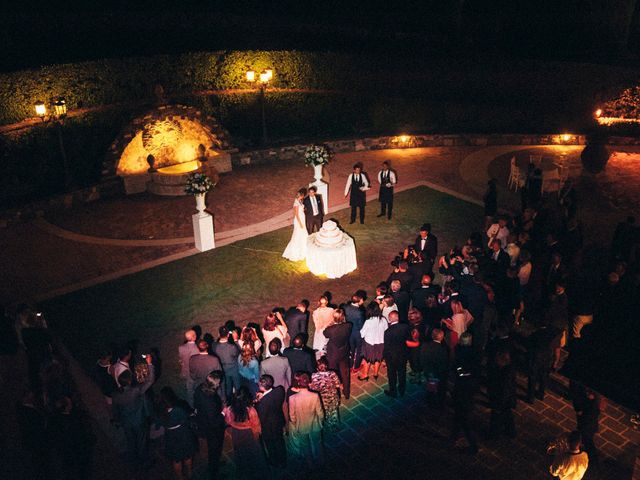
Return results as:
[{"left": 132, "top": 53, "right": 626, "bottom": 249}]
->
[
  {"left": 344, "top": 162, "right": 370, "bottom": 224},
  {"left": 377, "top": 161, "right": 397, "bottom": 219}
]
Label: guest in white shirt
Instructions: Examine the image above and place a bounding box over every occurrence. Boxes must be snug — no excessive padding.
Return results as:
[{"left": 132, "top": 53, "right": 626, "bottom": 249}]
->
[
  {"left": 261, "top": 312, "right": 288, "bottom": 357},
  {"left": 377, "top": 161, "right": 397, "bottom": 219},
  {"left": 550, "top": 430, "right": 589, "bottom": 480},
  {"left": 109, "top": 346, "right": 132, "bottom": 388},
  {"left": 381, "top": 295, "right": 399, "bottom": 320},
  {"left": 486, "top": 217, "right": 510, "bottom": 248},
  {"left": 358, "top": 302, "right": 388, "bottom": 380}
]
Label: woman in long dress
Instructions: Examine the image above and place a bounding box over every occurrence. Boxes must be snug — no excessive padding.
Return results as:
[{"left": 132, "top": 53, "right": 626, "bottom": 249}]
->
[
  {"left": 310, "top": 356, "right": 342, "bottom": 432},
  {"left": 282, "top": 188, "right": 308, "bottom": 261},
  {"left": 312, "top": 295, "right": 335, "bottom": 359}
]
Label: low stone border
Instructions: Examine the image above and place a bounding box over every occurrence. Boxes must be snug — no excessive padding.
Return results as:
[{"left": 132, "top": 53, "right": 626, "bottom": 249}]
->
[{"left": 3, "top": 132, "right": 639, "bottom": 226}]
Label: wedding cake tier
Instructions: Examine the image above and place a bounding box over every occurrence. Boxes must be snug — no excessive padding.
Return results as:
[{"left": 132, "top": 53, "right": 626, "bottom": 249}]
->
[
  {"left": 314, "top": 220, "right": 345, "bottom": 247},
  {"left": 306, "top": 221, "right": 357, "bottom": 279}
]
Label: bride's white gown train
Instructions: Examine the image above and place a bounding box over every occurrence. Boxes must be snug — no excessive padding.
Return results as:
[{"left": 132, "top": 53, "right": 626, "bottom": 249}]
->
[{"left": 282, "top": 199, "right": 308, "bottom": 261}]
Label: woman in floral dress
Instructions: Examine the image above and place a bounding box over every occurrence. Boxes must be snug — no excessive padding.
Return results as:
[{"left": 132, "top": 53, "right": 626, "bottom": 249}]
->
[{"left": 310, "top": 356, "right": 342, "bottom": 432}]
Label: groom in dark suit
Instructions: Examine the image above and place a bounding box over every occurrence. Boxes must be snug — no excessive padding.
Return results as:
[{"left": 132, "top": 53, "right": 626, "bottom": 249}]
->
[{"left": 303, "top": 186, "right": 324, "bottom": 234}]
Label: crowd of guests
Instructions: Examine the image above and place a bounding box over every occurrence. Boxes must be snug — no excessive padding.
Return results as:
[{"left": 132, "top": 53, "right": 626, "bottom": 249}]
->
[{"left": 6, "top": 170, "right": 639, "bottom": 480}]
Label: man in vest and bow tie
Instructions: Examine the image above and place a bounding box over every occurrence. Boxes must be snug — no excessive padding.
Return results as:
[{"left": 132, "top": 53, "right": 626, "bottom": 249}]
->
[
  {"left": 377, "top": 161, "right": 397, "bottom": 219},
  {"left": 344, "top": 162, "right": 370, "bottom": 224}
]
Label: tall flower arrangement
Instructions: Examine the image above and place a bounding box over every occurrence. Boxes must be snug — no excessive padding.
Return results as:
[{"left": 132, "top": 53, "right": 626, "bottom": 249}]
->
[
  {"left": 184, "top": 172, "right": 215, "bottom": 195},
  {"left": 304, "top": 144, "right": 331, "bottom": 167}
]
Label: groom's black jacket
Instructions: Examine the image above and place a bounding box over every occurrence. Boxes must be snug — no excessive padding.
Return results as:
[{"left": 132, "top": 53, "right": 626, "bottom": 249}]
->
[{"left": 303, "top": 194, "right": 324, "bottom": 218}]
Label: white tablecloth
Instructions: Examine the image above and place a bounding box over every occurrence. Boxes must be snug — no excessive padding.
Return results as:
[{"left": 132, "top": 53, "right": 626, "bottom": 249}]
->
[{"left": 306, "top": 234, "right": 357, "bottom": 279}]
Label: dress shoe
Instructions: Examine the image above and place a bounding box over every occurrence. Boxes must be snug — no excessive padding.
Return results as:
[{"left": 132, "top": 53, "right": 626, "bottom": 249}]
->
[
  {"left": 384, "top": 390, "right": 397, "bottom": 398},
  {"left": 349, "top": 220, "right": 355, "bottom": 224},
  {"left": 377, "top": 213, "right": 385, "bottom": 217}
]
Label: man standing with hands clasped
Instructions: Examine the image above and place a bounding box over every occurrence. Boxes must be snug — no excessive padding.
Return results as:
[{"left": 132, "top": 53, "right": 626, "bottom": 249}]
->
[
  {"left": 377, "top": 161, "right": 396, "bottom": 219},
  {"left": 303, "top": 186, "right": 324, "bottom": 234},
  {"left": 344, "top": 162, "right": 369, "bottom": 224}
]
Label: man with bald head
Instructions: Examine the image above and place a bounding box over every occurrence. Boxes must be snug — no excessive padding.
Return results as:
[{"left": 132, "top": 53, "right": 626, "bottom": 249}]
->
[{"left": 178, "top": 329, "right": 199, "bottom": 404}]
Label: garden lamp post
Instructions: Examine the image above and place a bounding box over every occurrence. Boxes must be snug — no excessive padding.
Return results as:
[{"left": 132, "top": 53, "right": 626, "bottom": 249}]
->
[
  {"left": 34, "top": 98, "right": 71, "bottom": 189},
  {"left": 246, "top": 68, "right": 273, "bottom": 144}
]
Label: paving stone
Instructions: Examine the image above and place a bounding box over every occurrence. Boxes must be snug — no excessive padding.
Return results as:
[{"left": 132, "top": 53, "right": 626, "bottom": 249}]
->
[
  {"left": 601, "top": 416, "right": 630, "bottom": 435},
  {"left": 599, "top": 428, "right": 629, "bottom": 447}
]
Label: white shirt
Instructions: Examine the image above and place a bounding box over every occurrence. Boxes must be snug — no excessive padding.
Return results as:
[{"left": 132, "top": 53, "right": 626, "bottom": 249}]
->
[
  {"left": 344, "top": 173, "right": 370, "bottom": 196},
  {"left": 382, "top": 304, "right": 398, "bottom": 320},
  {"left": 518, "top": 262, "right": 532, "bottom": 286},
  {"left": 110, "top": 360, "right": 130, "bottom": 387},
  {"left": 486, "top": 223, "right": 510, "bottom": 248},
  {"left": 550, "top": 451, "right": 589, "bottom": 480},
  {"left": 310, "top": 195, "right": 319, "bottom": 216},
  {"left": 360, "top": 316, "right": 388, "bottom": 345},
  {"left": 377, "top": 170, "right": 397, "bottom": 186}
]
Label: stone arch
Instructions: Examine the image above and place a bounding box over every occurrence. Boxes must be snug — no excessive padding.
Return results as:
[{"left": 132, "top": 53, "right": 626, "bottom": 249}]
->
[{"left": 103, "top": 104, "right": 234, "bottom": 194}]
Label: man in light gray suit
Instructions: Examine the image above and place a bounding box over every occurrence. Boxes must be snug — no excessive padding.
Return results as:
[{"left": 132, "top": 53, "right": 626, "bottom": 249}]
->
[
  {"left": 288, "top": 372, "right": 325, "bottom": 467},
  {"left": 178, "top": 329, "right": 199, "bottom": 404},
  {"left": 189, "top": 339, "right": 222, "bottom": 403},
  {"left": 260, "top": 339, "right": 292, "bottom": 392}
]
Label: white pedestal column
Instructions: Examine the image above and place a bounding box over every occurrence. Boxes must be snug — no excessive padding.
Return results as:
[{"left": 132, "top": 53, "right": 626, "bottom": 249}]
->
[
  {"left": 192, "top": 212, "right": 215, "bottom": 251},
  {"left": 310, "top": 164, "right": 329, "bottom": 213}
]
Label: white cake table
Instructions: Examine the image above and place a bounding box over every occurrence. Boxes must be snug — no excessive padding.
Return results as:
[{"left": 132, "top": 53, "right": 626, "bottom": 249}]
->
[{"left": 306, "top": 233, "right": 357, "bottom": 279}]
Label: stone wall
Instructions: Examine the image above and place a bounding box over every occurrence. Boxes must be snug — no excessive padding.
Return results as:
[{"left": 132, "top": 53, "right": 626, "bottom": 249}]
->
[{"left": 231, "top": 133, "right": 589, "bottom": 167}]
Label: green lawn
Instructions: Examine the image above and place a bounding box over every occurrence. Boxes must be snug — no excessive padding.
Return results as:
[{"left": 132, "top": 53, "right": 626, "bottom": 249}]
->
[{"left": 43, "top": 186, "right": 482, "bottom": 390}]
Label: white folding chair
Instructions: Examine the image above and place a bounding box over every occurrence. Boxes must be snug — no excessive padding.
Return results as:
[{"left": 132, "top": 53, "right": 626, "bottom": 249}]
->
[{"left": 508, "top": 156, "right": 523, "bottom": 192}]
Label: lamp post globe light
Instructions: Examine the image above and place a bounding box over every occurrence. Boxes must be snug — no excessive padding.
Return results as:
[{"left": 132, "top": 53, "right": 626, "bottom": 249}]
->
[
  {"left": 34, "top": 98, "right": 71, "bottom": 189},
  {"left": 246, "top": 67, "right": 273, "bottom": 144}
]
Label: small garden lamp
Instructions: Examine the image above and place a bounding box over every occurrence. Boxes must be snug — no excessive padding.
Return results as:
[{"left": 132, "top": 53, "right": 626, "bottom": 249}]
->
[
  {"left": 246, "top": 70, "right": 256, "bottom": 83},
  {"left": 35, "top": 100, "right": 47, "bottom": 119},
  {"left": 264, "top": 68, "right": 273, "bottom": 81},
  {"left": 53, "top": 98, "right": 67, "bottom": 118},
  {"left": 259, "top": 71, "right": 270, "bottom": 84},
  {"left": 594, "top": 109, "right": 602, "bottom": 118},
  {"left": 562, "top": 133, "right": 571, "bottom": 143}
]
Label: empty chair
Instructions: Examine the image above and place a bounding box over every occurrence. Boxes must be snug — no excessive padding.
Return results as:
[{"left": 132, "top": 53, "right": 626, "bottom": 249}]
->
[{"left": 508, "top": 156, "right": 523, "bottom": 192}]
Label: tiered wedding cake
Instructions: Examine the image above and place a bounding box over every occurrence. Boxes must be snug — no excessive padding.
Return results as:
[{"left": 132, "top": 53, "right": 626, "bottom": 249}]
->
[{"left": 314, "top": 220, "right": 345, "bottom": 247}]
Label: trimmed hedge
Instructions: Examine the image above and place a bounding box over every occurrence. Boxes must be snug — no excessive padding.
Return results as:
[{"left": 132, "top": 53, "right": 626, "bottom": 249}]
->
[{"left": 0, "top": 51, "right": 370, "bottom": 125}]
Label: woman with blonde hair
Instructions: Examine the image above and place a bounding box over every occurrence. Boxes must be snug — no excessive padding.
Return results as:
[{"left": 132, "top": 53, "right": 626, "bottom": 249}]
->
[{"left": 312, "top": 295, "right": 335, "bottom": 359}]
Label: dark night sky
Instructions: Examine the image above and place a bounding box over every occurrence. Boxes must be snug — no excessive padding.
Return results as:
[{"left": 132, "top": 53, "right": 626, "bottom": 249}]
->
[{"left": 1, "top": 0, "right": 640, "bottom": 71}]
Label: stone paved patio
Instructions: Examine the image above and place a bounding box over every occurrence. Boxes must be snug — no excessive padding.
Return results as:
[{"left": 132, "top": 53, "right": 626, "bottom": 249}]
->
[{"left": 2, "top": 143, "right": 640, "bottom": 479}]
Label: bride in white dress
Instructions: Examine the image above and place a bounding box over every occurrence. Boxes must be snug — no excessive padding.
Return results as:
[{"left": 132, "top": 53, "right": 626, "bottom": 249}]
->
[{"left": 282, "top": 188, "right": 308, "bottom": 261}]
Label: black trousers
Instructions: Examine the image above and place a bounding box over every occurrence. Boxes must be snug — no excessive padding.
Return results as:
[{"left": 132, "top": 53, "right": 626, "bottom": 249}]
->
[
  {"left": 489, "top": 408, "right": 516, "bottom": 438},
  {"left": 305, "top": 214, "right": 323, "bottom": 234},
  {"left": 206, "top": 430, "right": 225, "bottom": 479},
  {"left": 527, "top": 365, "right": 549, "bottom": 401},
  {"left": 386, "top": 357, "right": 407, "bottom": 395},
  {"left": 451, "top": 407, "right": 477, "bottom": 450},
  {"left": 350, "top": 205, "right": 365, "bottom": 223},
  {"left": 262, "top": 434, "right": 287, "bottom": 468},
  {"left": 328, "top": 354, "right": 351, "bottom": 399},
  {"left": 379, "top": 188, "right": 393, "bottom": 218}
]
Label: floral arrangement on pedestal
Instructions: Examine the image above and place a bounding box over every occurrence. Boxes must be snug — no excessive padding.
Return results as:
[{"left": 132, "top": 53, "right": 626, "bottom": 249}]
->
[
  {"left": 184, "top": 172, "right": 215, "bottom": 195},
  {"left": 185, "top": 172, "right": 215, "bottom": 215},
  {"left": 304, "top": 144, "right": 331, "bottom": 167}
]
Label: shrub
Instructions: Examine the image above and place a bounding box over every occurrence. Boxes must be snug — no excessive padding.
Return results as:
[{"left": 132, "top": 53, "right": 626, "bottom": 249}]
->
[{"left": 580, "top": 142, "right": 610, "bottom": 174}]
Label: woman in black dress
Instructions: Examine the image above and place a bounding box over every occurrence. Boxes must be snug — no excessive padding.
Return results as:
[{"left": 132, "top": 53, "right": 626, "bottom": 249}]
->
[
  {"left": 158, "top": 387, "right": 198, "bottom": 479},
  {"left": 194, "top": 371, "right": 226, "bottom": 480}
]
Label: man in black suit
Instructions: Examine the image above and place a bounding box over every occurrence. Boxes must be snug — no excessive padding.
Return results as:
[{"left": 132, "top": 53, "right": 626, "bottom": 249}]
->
[
  {"left": 284, "top": 301, "right": 309, "bottom": 344},
  {"left": 526, "top": 320, "right": 562, "bottom": 403},
  {"left": 389, "top": 280, "right": 410, "bottom": 324},
  {"left": 255, "top": 375, "right": 286, "bottom": 468},
  {"left": 420, "top": 328, "right": 449, "bottom": 406},
  {"left": 383, "top": 311, "right": 411, "bottom": 397},
  {"left": 387, "top": 261, "right": 414, "bottom": 293},
  {"left": 488, "top": 239, "right": 510, "bottom": 277},
  {"left": 415, "top": 224, "right": 438, "bottom": 274},
  {"left": 303, "top": 186, "right": 324, "bottom": 234},
  {"left": 324, "top": 314, "right": 353, "bottom": 399},
  {"left": 410, "top": 274, "right": 441, "bottom": 318},
  {"left": 283, "top": 334, "right": 316, "bottom": 384}
]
